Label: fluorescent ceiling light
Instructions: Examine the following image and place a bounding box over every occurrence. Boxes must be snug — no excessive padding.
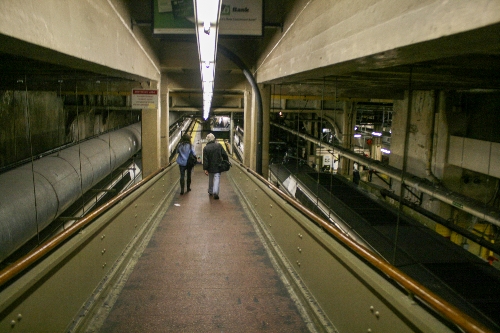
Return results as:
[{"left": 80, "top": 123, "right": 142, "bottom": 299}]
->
[
  {"left": 199, "top": 33, "right": 216, "bottom": 62},
  {"left": 202, "top": 64, "right": 215, "bottom": 82},
  {"left": 196, "top": 0, "right": 220, "bottom": 24},
  {"left": 203, "top": 81, "right": 214, "bottom": 93},
  {"left": 194, "top": 0, "right": 221, "bottom": 120}
]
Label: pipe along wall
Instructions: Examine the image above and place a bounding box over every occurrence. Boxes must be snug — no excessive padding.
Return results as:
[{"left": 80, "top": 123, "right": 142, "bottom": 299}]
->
[{"left": 0, "top": 123, "right": 142, "bottom": 263}]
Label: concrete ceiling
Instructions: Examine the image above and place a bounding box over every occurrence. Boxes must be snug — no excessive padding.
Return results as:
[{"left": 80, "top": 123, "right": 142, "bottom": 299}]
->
[
  {"left": 1, "top": 0, "right": 499, "bottom": 101},
  {"left": 273, "top": 23, "right": 500, "bottom": 100}
]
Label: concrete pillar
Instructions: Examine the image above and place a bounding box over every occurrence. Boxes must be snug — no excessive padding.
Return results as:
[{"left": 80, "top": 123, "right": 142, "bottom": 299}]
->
[
  {"left": 427, "top": 91, "right": 453, "bottom": 236},
  {"left": 390, "top": 90, "right": 436, "bottom": 195},
  {"left": 339, "top": 101, "right": 355, "bottom": 176},
  {"left": 229, "top": 112, "right": 234, "bottom": 156},
  {"left": 433, "top": 91, "right": 449, "bottom": 180},
  {"left": 141, "top": 81, "right": 161, "bottom": 177},
  {"left": 307, "top": 115, "right": 316, "bottom": 160},
  {"left": 371, "top": 124, "right": 383, "bottom": 161},
  {"left": 243, "top": 89, "right": 253, "bottom": 168},
  {"left": 160, "top": 73, "right": 169, "bottom": 167},
  {"left": 370, "top": 136, "right": 382, "bottom": 161},
  {"left": 308, "top": 114, "right": 321, "bottom": 170},
  {"left": 260, "top": 84, "right": 271, "bottom": 177}
]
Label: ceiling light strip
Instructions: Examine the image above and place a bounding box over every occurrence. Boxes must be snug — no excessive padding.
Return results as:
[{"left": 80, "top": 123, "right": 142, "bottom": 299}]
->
[{"left": 193, "top": 0, "right": 222, "bottom": 119}]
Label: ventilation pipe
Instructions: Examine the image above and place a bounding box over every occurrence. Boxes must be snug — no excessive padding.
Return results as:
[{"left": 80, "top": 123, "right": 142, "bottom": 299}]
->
[
  {"left": 271, "top": 121, "right": 500, "bottom": 227},
  {"left": 0, "top": 123, "right": 142, "bottom": 262}
]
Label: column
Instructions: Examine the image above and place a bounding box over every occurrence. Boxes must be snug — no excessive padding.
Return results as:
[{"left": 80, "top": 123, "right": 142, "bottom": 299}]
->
[
  {"left": 141, "top": 81, "right": 161, "bottom": 177},
  {"left": 160, "top": 73, "right": 169, "bottom": 167},
  {"left": 243, "top": 88, "right": 253, "bottom": 168},
  {"left": 339, "top": 101, "right": 355, "bottom": 176},
  {"left": 260, "top": 84, "right": 271, "bottom": 177}
]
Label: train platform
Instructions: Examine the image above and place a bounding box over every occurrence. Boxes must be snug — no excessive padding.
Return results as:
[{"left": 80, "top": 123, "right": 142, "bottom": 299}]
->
[{"left": 88, "top": 164, "right": 312, "bottom": 332}]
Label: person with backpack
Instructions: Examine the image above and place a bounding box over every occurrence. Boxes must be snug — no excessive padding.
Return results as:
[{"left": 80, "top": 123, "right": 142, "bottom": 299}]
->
[{"left": 176, "top": 133, "right": 196, "bottom": 195}]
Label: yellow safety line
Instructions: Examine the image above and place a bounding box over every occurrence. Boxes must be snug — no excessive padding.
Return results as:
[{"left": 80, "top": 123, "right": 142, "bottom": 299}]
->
[{"left": 192, "top": 121, "right": 200, "bottom": 135}]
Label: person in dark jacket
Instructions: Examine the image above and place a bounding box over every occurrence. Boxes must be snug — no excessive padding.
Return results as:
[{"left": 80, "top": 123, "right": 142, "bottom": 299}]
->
[
  {"left": 203, "top": 133, "right": 228, "bottom": 200},
  {"left": 353, "top": 163, "right": 360, "bottom": 185},
  {"left": 176, "top": 133, "right": 196, "bottom": 195}
]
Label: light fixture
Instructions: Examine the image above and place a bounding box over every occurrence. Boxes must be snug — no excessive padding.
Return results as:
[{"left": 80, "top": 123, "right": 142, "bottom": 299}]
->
[
  {"left": 381, "top": 148, "right": 391, "bottom": 154},
  {"left": 354, "top": 134, "right": 362, "bottom": 138},
  {"left": 372, "top": 131, "right": 382, "bottom": 137},
  {"left": 203, "top": 81, "right": 213, "bottom": 93},
  {"left": 193, "top": 0, "right": 222, "bottom": 120}
]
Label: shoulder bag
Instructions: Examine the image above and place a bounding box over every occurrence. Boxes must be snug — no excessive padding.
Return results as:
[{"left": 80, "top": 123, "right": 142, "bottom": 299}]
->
[
  {"left": 218, "top": 146, "right": 231, "bottom": 172},
  {"left": 187, "top": 150, "right": 197, "bottom": 168}
]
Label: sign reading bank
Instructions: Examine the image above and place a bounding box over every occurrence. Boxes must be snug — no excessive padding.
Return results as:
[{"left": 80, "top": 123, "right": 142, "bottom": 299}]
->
[
  {"left": 153, "top": 0, "right": 262, "bottom": 36},
  {"left": 219, "top": 1, "right": 262, "bottom": 36}
]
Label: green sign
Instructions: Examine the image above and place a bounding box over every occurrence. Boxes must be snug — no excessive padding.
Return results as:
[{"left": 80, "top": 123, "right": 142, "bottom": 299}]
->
[
  {"left": 154, "top": 0, "right": 195, "bottom": 35},
  {"left": 153, "top": 0, "right": 262, "bottom": 36}
]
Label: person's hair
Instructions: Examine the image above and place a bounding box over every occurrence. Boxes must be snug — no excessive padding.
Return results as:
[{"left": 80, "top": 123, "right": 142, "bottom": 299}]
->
[
  {"left": 206, "top": 133, "right": 215, "bottom": 142},
  {"left": 181, "top": 133, "right": 191, "bottom": 142}
]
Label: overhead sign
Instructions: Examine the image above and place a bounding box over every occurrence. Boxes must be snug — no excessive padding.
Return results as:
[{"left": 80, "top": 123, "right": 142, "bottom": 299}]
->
[
  {"left": 131, "top": 89, "right": 158, "bottom": 109},
  {"left": 153, "top": 0, "right": 262, "bottom": 36},
  {"left": 219, "top": 0, "right": 263, "bottom": 35}
]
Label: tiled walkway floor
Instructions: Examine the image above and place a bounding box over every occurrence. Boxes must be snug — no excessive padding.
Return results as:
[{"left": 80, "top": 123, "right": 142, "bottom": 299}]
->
[{"left": 98, "top": 165, "right": 310, "bottom": 332}]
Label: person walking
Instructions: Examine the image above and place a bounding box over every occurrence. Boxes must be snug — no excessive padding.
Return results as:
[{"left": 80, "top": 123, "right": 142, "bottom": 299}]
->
[
  {"left": 203, "top": 133, "right": 228, "bottom": 200},
  {"left": 176, "top": 133, "right": 196, "bottom": 195},
  {"left": 353, "top": 163, "right": 360, "bottom": 185}
]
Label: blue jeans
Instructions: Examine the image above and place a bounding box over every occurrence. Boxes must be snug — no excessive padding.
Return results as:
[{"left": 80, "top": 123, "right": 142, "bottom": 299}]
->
[{"left": 208, "top": 172, "right": 220, "bottom": 195}]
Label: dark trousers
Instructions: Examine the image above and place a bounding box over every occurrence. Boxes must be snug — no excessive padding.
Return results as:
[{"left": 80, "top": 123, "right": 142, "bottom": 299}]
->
[{"left": 179, "top": 165, "right": 192, "bottom": 192}]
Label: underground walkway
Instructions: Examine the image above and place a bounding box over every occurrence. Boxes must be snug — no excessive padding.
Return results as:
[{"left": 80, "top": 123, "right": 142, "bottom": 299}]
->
[{"left": 91, "top": 164, "right": 312, "bottom": 332}]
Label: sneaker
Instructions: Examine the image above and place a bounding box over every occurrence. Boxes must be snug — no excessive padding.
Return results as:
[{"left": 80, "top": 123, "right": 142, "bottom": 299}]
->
[{"left": 214, "top": 194, "right": 219, "bottom": 200}]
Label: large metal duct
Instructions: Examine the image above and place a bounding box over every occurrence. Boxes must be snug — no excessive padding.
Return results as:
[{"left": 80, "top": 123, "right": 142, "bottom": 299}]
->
[
  {"left": 271, "top": 121, "right": 500, "bottom": 227},
  {"left": 0, "top": 123, "right": 142, "bottom": 263},
  {"left": 169, "top": 117, "right": 192, "bottom": 156}
]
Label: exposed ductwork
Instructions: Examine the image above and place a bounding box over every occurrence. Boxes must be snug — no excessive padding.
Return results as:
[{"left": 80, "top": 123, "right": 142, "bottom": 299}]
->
[
  {"left": 0, "top": 123, "right": 142, "bottom": 263},
  {"left": 271, "top": 121, "right": 500, "bottom": 227},
  {"left": 169, "top": 117, "right": 193, "bottom": 157}
]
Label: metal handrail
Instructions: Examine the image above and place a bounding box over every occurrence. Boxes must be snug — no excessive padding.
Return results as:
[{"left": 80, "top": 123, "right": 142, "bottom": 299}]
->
[
  {"left": 0, "top": 166, "right": 168, "bottom": 288},
  {"left": 271, "top": 121, "right": 500, "bottom": 227},
  {"left": 241, "top": 163, "right": 493, "bottom": 333}
]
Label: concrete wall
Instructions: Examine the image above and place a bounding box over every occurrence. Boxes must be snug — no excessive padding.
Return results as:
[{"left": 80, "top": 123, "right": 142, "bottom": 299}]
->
[
  {"left": 0, "top": 88, "right": 140, "bottom": 168},
  {"left": 390, "top": 89, "right": 499, "bottom": 259},
  {"left": 0, "top": 91, "right": 64, "bottom": 167}
]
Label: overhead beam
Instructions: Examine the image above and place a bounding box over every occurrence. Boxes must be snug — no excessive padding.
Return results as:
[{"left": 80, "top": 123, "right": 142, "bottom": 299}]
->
[{"left": 169, "top": 107, "right": 243, "bottom": 113}]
